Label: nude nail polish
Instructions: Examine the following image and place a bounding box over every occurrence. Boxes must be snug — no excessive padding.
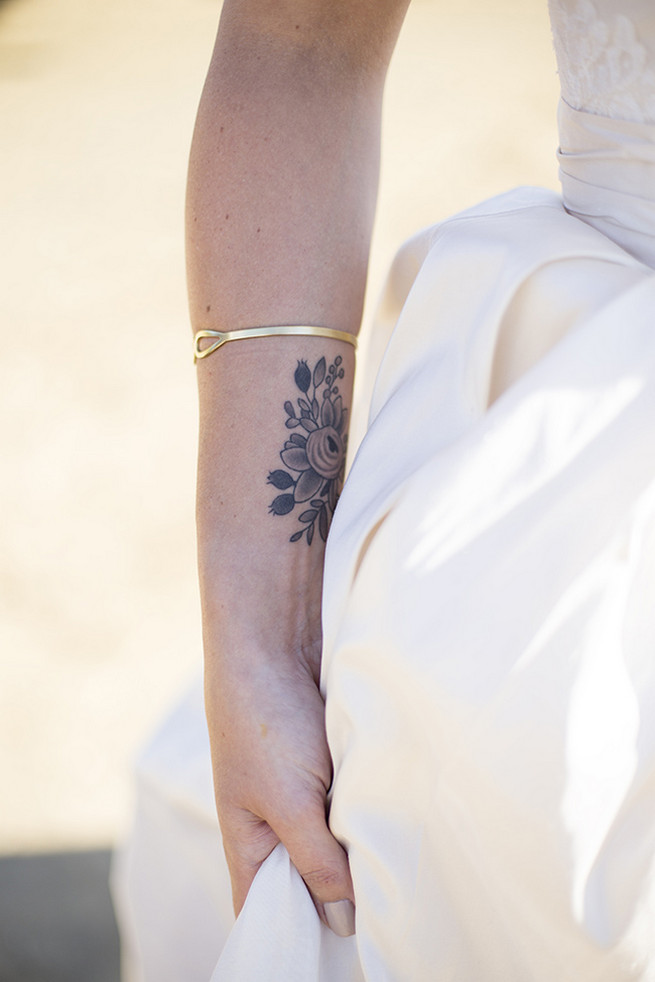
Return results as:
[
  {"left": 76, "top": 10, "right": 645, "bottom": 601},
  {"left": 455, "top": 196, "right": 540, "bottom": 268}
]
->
[{"left": 324, "top": 899, "right": 356, "bottom": 937}]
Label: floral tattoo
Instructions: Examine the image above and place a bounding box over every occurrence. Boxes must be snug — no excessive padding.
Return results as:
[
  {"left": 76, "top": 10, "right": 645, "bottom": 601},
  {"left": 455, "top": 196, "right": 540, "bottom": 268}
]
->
[{"left": 267, "top": 355, "right": 348, "bottom": 544}]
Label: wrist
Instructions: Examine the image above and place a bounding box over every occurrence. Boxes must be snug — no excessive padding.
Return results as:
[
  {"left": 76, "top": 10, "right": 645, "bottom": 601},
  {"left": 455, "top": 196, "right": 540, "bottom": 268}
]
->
[{"left": 198, "top": 542, "right": 324, "bottom": 681}]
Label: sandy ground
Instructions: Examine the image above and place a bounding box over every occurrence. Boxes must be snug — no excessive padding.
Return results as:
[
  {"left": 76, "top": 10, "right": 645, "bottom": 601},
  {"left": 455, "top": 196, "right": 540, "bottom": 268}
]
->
[{"left": 0, "top": 0, "right": 558, "bottom": 974}]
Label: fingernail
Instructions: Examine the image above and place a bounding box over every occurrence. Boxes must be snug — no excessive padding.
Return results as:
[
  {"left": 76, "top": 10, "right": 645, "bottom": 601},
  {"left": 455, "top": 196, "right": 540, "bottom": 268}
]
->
[{"left": 324, "top": 899, "right": 356, "bottom": 937}]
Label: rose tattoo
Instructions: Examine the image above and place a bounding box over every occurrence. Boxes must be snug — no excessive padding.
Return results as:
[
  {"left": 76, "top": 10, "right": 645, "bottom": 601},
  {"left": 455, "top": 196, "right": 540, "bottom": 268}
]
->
[{"left": 267, "top": 355, "right": 348, "bottom": 545}]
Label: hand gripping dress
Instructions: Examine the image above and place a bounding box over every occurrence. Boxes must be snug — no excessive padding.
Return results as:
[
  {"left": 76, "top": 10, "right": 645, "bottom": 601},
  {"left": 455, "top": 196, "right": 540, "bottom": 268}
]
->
[{"left": 113, "top": 2, "right": 655, "bottom": 979}]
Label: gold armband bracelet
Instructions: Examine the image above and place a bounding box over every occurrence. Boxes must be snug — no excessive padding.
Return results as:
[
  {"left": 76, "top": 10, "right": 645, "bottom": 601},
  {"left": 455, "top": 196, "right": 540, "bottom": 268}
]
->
[{"left": 193, "top": 325, "right": 358, "bottom": 362}]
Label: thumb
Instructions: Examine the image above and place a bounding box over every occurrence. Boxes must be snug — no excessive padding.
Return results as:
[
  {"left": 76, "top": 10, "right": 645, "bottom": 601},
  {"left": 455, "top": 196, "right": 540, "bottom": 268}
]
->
[{"left": 276, "top": 802, "right": 356, "bottom": 937}]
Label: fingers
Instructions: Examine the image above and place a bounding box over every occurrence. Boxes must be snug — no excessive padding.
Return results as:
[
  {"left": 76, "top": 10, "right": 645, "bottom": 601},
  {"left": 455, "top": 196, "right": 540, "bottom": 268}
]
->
[
  {"left": 228, "top": 858, "right": 259, "bottom": 918},
  {"left": 275, "top": 800, "right": 356, "bottom": 937},
  {"left": 223, "top": 813, "right": 280, "bottom": 915},
  {"left": 223, "top": 806, "right": 356, "bottom": 936}
]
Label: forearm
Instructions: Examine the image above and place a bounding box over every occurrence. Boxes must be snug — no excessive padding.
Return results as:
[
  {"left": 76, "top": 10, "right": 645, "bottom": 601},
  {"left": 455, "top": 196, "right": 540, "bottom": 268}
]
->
[
  {"left": 196, "top": 338, "right": 353, "bottom": 679},
  {"left": 188, "top": 5, "right": 407, "bottom": 673}
]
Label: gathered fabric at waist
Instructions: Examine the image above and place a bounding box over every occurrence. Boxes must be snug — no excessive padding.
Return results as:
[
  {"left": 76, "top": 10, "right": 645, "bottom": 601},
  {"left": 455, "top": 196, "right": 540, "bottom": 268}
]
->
[{"left": 557, "top": 98, "right": 655, "bottom": 269}]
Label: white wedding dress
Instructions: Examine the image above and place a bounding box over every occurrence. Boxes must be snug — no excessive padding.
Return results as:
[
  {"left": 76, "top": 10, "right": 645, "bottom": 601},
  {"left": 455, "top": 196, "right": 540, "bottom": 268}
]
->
[{"left": 113, "top": 1, "right": 655, "bottom": 979}]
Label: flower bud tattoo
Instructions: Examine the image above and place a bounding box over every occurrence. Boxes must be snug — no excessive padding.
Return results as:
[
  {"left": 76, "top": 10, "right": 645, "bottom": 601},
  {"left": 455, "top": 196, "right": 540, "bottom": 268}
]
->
[{"left": 267, "top": 355, "right": 348, "bottom": 544}]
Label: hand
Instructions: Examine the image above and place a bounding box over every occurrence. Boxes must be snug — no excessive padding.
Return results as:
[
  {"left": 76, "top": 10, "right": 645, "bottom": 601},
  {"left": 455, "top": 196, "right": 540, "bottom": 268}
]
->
[{"left": 204, "top": 646, "right": 356, "bottom": 935}]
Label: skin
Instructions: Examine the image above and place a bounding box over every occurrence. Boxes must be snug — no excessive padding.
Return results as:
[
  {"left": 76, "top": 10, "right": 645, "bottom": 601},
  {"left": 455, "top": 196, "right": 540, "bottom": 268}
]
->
[{"left": 187, "top": 0, "right": 411, "bottom": 924}]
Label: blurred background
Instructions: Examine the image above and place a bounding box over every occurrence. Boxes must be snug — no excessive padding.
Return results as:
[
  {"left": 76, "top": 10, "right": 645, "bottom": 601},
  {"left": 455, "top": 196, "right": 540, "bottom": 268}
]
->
[{"left": 0, "top": 0, "right": 558, "bottom": 978}]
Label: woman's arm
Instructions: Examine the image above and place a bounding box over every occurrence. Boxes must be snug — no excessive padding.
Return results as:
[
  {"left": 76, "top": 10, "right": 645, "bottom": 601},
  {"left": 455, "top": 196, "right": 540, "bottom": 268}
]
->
[{"left": 187, "top": 0, "right": 410, "bottom": 930}]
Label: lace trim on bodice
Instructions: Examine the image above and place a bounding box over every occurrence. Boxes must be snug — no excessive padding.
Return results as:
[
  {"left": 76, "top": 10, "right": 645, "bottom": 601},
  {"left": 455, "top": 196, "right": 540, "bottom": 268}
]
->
[{"left": 549, "top": 0, "right": 655, "bottom": 124}]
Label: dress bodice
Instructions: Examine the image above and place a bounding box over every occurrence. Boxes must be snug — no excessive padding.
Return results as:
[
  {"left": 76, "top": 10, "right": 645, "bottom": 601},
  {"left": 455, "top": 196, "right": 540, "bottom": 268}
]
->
[{"left": 549, "top": 1, "right": 655, "bottom": 269}]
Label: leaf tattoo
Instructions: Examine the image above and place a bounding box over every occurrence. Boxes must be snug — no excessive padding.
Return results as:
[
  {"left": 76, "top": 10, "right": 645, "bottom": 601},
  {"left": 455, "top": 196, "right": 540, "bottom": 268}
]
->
[{"left": 267, "top": 354, "right": 348, "bottom": 544}]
